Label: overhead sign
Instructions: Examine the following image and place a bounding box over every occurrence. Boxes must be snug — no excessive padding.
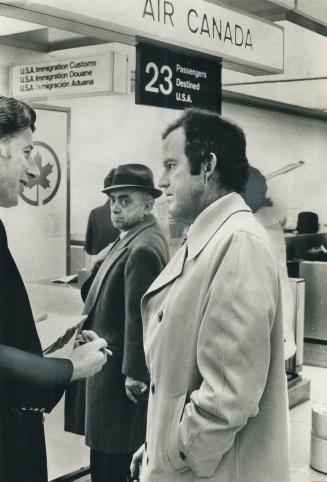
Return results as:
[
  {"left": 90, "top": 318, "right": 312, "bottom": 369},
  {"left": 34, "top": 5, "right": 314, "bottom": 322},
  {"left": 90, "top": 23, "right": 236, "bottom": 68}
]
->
[
  {"left": 10, "top": 53, "right": 114, "bottom": 99},
  {"left": 136, "top": 44, "right": 221, "bottom": 111},
  {"left": 14, "top": 0, "right": 284, "bottom": 74}
]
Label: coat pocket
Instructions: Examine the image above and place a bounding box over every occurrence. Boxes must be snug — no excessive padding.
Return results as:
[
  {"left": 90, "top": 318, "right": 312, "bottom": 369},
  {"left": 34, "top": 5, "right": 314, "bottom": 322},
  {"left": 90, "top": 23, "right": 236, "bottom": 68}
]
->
[{"left": 167, "top": 389, "right": 189, "bottom": 472}]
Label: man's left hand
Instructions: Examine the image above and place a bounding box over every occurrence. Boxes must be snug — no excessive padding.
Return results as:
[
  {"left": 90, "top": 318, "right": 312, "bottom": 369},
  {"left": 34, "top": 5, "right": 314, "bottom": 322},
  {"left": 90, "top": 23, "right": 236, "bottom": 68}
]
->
[{"left": 125, "top": 376, "right": 147, "bottom": 404}]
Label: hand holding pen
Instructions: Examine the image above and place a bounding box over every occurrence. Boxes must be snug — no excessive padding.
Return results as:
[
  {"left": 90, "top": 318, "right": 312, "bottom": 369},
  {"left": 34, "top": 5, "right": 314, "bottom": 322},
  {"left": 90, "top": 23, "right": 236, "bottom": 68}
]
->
[
  {"left": 69, "top": 330, "right": 112, "bottom": 381},
  {"left": 76, "top": 329, "right": 113, "bottom": 356}
]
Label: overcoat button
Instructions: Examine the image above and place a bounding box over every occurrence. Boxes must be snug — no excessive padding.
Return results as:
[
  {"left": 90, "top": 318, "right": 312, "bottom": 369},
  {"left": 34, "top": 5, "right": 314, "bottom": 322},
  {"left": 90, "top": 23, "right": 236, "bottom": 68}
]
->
[
  {"left": 151, "top": 383, "right": 155, "bottom": 395},
  {"left": 146, "top": 456, "right": 149, "bottom": 466},
  {"left": 158, "top": 310, "right": 163, "bottom": 322},
  {"left": 145, "top": 441, "right": 147, "bottom": 451},
  {"left": 180, "top": 451, "right": 186, "bottom": 460}
]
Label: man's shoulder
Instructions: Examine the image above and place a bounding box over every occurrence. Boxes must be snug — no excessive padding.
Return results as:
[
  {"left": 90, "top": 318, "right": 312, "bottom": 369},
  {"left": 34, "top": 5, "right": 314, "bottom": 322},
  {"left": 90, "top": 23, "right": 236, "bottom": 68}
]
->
[
  {"left": 130, "top": 222, "right": 168, "bottom": 252},
  {"left": 219, "top": 208, "right": 268, "bottom": 238},
  {"left": 211, "top": 210, "right": 276, "bottom": 258}
]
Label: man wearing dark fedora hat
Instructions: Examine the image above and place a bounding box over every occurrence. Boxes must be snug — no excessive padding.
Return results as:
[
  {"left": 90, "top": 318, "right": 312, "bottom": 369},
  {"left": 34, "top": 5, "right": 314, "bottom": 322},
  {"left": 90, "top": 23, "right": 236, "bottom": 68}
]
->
[{"left": 65, "top": 163, "right": 169, "bottom": 482}]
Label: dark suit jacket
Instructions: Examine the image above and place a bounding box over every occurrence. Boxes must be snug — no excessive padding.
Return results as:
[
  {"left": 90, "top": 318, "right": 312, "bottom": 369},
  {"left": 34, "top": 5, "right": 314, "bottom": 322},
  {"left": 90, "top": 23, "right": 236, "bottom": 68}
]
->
[
  {"left": 85, "top": 201, "right": 119, "bottom": 255},
  {"left": 65, "top": 215, "right": 169, "bottom": 454},
  {"left": 0, "top": 220, "right": 73, "bottom": 482}
]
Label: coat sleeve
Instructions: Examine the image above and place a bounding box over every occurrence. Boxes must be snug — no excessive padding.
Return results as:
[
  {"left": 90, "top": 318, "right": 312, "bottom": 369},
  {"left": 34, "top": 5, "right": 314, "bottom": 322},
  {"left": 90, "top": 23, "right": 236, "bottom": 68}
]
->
[
  {"left": 0, "top": 343, "right": 73, "bottom": 413},
  {"left": 122, "top": 244, "right": 165, "bottom": 381},
  {"left": 168, "top": 232, "right": 279, "bottom": 477}
]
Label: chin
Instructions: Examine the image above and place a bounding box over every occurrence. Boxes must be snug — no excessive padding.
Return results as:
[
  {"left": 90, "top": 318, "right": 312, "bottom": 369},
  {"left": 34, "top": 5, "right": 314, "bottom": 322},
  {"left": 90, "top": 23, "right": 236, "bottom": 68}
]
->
[
  {"left": 112, "top": 221, "right": 124, "bottom": 230},
  {"left": 168, "top": 204, "right": 181, "bottom": 220}
]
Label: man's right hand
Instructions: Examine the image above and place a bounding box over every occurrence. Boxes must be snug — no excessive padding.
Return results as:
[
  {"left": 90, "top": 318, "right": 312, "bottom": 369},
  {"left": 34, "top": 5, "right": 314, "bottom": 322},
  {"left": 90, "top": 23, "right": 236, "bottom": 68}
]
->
[
  {"left": 130, "top": 444, "right": 144, "bottom": 481},
  {"left": 69, "top": 338, "right": 108, "bottom": 381}
]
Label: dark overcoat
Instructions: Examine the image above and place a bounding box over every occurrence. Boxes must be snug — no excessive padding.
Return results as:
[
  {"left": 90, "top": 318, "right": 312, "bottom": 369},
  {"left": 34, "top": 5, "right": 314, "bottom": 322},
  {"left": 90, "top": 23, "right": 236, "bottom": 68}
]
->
[
  {"left": 85, "top": 201, "right": 119, "bottom": 255},
  {"left": 0, "top": 220, "right": 73, "bottom": 482},
  {"left": 65, "top": 214, "right": 169, "bottom": 454}
]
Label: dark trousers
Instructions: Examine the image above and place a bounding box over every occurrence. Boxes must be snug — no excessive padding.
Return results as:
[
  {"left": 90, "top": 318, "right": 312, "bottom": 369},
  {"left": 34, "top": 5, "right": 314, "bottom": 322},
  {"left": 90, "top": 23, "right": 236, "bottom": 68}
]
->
[{"left": 90, "top": 449, "right": 133, "bottom": 482}]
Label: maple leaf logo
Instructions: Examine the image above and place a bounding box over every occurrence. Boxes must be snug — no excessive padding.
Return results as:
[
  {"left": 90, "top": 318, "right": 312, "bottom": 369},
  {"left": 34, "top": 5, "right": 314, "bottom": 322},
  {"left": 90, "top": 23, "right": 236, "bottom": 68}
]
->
[{"left": 28, "top": 151, "right": 53, "bottom": 189}]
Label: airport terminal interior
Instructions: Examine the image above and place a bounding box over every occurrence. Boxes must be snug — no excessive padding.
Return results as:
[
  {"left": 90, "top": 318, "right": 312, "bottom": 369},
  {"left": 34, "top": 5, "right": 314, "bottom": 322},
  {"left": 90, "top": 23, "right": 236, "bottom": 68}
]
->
[{"left": 0, "top": 0, "right": 327, "bottom": 481}]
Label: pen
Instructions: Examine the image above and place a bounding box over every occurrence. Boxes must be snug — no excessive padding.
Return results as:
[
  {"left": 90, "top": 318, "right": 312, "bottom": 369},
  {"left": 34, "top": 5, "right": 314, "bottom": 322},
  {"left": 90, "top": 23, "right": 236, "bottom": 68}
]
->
[{"left": 78, "top": 340, "right": 113, "bottom": 356}]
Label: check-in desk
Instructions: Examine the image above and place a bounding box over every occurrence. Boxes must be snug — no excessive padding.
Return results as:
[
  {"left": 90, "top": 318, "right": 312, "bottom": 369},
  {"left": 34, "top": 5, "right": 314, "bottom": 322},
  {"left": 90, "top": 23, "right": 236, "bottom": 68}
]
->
[
  {"left": 299, "top": 262, "right": 327, "bottom": 368},
  {"left": 26, "top": 281, "right": 89, "bottom": 482},
  {"left": 287, "top": 278, "right": 311, "bottom": 407},
  {"left": 286, "top": 233, "right": 327, "bottom": 368}
]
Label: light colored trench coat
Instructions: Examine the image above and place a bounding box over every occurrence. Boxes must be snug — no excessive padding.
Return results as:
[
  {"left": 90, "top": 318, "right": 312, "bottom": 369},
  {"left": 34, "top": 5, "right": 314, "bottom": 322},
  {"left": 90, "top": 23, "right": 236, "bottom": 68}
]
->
[{"left": 140, "top": 193, "right": 290, "bottom": 482}]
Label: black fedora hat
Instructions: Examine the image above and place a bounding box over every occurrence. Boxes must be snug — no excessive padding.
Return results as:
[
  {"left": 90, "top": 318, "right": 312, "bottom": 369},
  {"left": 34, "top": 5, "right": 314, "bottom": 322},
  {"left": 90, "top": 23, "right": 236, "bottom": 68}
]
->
[
  {"left": 103, "top": 168, "right": 116, "bottom": 190},
  {"left": 102, "top": 163, "right": 162, "bottom": 198}
]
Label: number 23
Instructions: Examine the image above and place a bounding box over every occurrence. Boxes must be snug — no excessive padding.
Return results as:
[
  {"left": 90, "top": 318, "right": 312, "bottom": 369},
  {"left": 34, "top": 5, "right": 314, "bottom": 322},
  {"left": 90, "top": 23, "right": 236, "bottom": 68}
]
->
[{"left": 145, "top": 62, "right": 173, "bottom": 95}]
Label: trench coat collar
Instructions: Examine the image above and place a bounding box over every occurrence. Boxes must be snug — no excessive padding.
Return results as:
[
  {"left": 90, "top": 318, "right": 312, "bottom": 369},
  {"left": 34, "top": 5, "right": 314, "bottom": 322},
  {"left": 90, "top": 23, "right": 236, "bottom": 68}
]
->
[
  {"left": 142, "top": 241, "right": 188, "bottom": 298},
  {"left": 186, "top": 193, "right": 252, "bottom": 260},
  {"left": 83, "top": 214, "right": 157, "bottom": 315},
  {"left": 143, "top": 194, "right": 251, "bottom": 297}
]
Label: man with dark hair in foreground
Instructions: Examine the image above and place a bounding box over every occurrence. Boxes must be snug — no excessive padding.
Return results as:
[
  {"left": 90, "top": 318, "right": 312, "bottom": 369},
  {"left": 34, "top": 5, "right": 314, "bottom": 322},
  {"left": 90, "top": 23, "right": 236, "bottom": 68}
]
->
[
  {"left": 0, "top": 96, "right": 108, "bottom": 482},
  {"left": 131, "top": 108, "right": 290, "bottom": 482}
]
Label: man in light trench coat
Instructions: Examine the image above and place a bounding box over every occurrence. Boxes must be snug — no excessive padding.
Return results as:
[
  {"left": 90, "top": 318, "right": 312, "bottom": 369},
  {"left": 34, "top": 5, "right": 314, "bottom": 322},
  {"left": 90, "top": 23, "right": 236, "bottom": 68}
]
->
[{"left": 131, "top": 108, "right": 290, "bottom": 482}]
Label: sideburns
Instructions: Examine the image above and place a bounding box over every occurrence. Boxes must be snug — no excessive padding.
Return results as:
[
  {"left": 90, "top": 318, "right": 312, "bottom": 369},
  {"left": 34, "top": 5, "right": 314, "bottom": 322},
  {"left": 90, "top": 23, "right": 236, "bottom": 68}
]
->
[{"left": 0, "top": 141, "right": 10, "bottom": 159}]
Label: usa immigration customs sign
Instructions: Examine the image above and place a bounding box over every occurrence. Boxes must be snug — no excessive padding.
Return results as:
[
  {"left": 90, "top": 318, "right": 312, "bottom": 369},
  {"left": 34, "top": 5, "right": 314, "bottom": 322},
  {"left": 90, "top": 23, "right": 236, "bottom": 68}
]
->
[{"left": 10, "top": 54, "right": 114, "bottom": 99}]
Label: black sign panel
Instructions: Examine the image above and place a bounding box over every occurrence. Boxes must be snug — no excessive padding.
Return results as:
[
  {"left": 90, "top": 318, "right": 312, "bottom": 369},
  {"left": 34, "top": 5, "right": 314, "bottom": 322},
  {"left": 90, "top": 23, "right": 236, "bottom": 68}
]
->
[{"left": 136, "top": 43, "right": 221, "bottom": 112}]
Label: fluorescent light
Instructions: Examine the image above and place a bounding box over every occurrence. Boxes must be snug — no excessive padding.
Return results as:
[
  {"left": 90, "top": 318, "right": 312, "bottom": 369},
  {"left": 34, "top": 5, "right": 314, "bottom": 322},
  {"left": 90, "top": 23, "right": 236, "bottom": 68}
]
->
[{"left": 0, "top": 15, "right": 43, "bottom": 36}]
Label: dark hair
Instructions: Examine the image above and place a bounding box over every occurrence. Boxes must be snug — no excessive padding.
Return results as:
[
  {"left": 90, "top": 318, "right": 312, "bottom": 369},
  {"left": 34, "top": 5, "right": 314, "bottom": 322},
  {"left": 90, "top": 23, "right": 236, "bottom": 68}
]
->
[
  {"left": 162, "top": 108, "right": 249, "bottom": 193},
  {"left": 0, "top": 96, "right": 36, "bottom": 140}
]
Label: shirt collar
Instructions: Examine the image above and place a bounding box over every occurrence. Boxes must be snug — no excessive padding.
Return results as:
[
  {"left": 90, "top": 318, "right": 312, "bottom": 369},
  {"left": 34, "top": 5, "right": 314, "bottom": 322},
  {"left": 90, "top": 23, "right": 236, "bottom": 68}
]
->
[{"left": 119, "top": 230, "right": 128, "bottom": 239}]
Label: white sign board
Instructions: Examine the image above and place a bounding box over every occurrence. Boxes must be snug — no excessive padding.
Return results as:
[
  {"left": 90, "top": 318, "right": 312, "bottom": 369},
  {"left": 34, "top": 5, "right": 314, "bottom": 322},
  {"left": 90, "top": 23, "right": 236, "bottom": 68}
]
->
[
  {"left": 10, "top": 53, "right": 114, "bottom": 99},
  {"left": 15, "top": 0, "right": 284, "bottom": 74}
]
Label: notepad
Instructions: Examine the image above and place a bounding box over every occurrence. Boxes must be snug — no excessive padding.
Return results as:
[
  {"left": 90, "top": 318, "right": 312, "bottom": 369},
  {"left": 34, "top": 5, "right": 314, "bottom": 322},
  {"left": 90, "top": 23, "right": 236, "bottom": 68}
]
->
[
  {"left": 51, "top": 274, "right": 78, "bottom": 284},
  {"left": 37, "top": 313, "right": 87, "bottom": 355}
]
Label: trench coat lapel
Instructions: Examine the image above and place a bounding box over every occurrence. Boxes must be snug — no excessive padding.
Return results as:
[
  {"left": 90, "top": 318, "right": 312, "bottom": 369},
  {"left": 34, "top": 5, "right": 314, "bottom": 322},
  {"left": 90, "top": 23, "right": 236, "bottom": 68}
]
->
[
  {"left": 83, "top": 215, "right": 157, "bottom": 315},
  {"left": 143, "top": 242, "right": 188, "bottom": 297},
  {"left": 144, "top": 194, "right": 251, "bottom": 298}
]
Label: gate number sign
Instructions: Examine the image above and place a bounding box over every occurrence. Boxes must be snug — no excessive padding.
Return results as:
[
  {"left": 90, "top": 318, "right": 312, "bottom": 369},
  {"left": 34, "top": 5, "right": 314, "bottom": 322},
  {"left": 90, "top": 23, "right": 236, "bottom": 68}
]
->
[{"left": 136, "top": 43, "right": 221, "bottom": 112}]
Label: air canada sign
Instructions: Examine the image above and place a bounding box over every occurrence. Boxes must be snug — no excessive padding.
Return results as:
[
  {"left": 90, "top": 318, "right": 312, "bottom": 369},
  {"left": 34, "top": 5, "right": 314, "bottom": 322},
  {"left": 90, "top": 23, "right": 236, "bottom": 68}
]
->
[
  {"left": 143, "top": 1, "right": 253, "bottom": 49},
  {"left": 17, "top": 0, "right": 284, "bottom": 74}
]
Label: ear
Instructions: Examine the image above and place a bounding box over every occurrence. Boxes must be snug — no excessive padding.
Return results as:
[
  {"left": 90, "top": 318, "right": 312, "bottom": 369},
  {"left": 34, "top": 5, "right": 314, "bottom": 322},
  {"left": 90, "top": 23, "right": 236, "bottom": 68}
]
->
[
  {"left": 144, "top": 198, "right": 154, "bottom": 215},
  {"left": 0, "top": 142, "right": 9, "bottom": 159},
  {"left": 203, "top": 152, "right": 217, "bottom": 180}
]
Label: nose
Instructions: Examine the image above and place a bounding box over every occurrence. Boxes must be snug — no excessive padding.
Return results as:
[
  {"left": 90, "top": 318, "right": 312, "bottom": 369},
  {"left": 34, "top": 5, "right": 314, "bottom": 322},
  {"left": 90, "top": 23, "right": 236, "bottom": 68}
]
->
[
  {"left": 27, "top": 154, "right": 39, "bottom": 180},
  {"left": 158, "top": 170, "right": 169, "bottom": 189},
  {"left": 111, "top": 200, "right": 121, "bottom": 213}
]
